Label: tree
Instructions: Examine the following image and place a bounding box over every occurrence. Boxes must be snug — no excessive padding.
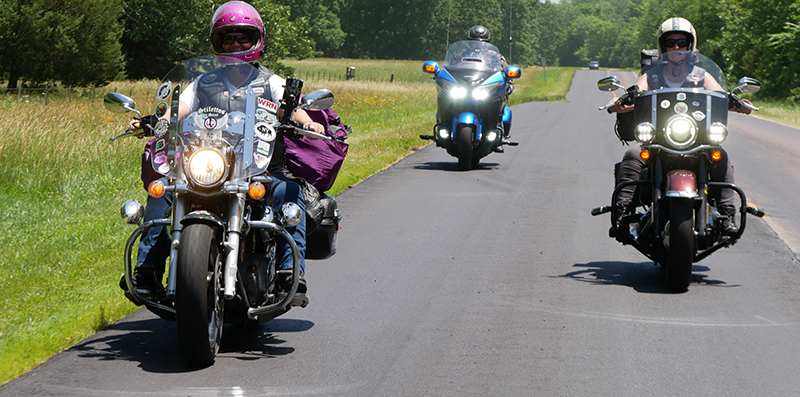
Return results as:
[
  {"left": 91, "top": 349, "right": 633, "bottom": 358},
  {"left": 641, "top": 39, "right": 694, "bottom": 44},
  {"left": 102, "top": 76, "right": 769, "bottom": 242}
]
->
[
  {"left": 275, "top": 0, "right": 347, "bottom": 57},
  {"left": 120, "top": 0, "right": 315, "bottom": 79},
  {"left": 0, "top": 0, "right": 125, "bottom": 89}
]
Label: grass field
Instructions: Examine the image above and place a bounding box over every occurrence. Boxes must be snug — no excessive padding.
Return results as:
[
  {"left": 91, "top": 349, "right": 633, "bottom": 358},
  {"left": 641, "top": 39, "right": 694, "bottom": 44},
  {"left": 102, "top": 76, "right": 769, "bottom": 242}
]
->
[{"left": 1, "top": 58, "right": 796, "bottom": 385}]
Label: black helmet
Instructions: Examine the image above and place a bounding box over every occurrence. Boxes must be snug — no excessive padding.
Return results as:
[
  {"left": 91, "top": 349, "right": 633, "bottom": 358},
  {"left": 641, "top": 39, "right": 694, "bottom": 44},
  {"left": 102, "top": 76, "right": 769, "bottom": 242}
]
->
[{"left": 467, "top": 25, "right": 490, "bottom": 42}]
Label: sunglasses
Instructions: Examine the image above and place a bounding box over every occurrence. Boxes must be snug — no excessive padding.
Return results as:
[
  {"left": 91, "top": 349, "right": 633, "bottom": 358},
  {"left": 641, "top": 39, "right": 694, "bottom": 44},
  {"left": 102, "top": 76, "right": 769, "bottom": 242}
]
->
[
  {"left": 221, "top": 34, "right": 252, "bottom": 45},
  {"left": 663, "top": 38, "right": 689, "bottom": 49}
]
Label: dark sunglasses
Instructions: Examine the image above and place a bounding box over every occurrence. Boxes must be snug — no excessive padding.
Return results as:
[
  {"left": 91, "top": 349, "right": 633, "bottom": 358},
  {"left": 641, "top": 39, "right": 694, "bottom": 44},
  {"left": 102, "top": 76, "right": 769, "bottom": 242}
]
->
[
  {"left": 663, "top": 38, "right": 689, "bottom": 49},
  {"left": 221, "top": 34, "right": 252, "bottom": 45}
]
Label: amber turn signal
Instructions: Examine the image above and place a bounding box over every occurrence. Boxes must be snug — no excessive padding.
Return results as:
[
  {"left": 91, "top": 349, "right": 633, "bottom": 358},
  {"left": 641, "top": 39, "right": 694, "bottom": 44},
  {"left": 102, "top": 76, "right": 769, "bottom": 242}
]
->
[
  {"left": 424, "top": 64, "right": 436, "bottom": 73},
  {"left": 710, "top": 150, "right": 722, "bottom": 162},
  {"left": 148, "top": 180, "right": 166, "bottom": 198},
  {"left": 248, "top": 182, "right": 266, "bottom": 200},
  {"left": 639, "top": 149, "right": 651, "bottom": 161}
]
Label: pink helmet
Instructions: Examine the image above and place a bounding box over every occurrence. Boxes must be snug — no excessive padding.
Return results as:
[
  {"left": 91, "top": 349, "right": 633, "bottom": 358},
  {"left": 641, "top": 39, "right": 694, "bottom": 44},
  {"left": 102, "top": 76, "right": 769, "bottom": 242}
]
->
[{"left": 209, "top": 1, "right": 264, "bottom": 62}]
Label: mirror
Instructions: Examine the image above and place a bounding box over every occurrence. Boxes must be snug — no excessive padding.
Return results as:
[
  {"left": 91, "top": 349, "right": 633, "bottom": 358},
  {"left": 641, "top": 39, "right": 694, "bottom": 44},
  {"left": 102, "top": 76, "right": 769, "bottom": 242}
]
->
[
  {"left": 300, "top": 89, "right": 335, "bottom": 110},
  {"left": 736, "top": 77, "right": 761, "bottom": 94},
  {"left": 597, "top": 76, "right": 623, "bottom": 92},
  {"left": 104, "top": 92, "right": 139, "bottom": 115},
  {"left": 423, "top": 61, "right": 439, "bottom": 74}
]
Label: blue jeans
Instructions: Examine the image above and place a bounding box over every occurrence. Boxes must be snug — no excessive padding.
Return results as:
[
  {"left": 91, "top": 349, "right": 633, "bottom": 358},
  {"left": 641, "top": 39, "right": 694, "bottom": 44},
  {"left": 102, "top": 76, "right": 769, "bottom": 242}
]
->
[{"left": 135, "top": 176, "right": 306, "bottom": 276}]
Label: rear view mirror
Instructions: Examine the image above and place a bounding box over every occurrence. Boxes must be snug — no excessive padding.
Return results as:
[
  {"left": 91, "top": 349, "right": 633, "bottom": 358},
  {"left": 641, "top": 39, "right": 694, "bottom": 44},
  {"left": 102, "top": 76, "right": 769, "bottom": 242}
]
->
[{"left": 597, "top": 76, "right": 624, "bottom": 92}]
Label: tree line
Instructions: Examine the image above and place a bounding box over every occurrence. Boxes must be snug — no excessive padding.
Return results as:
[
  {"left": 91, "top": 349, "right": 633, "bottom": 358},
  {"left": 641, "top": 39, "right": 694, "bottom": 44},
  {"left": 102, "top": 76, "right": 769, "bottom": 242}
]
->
[{"left": 1, "top": 0, "right": 797, "bottom": 99}]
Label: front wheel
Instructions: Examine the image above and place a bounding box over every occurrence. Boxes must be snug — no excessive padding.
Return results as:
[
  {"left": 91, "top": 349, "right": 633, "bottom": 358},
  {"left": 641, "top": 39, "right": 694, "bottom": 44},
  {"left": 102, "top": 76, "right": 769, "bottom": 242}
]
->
[
  {"left": 665, "top": 199, "right": 695, "bottom": 292},
  {"left": 457, "top": 125, "right": 474, "bottom": 171},
  {"left": 176, "top": 223, "right": 224, "bottom": 367}
]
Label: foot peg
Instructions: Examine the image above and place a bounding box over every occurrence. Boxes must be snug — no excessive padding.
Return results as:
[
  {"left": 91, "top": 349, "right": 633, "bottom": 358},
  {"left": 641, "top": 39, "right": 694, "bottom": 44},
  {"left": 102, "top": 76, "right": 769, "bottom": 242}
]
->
[
  {"left": 591, "top": 206, "right": 611, "bottom": 216},
  {"left": 746, "top": 206, "right": 765, "bottom": 218},
  {"left": 290, "top": 294, "right": 309, "bottom": 308},
  {"left": 502, "top": 140, "right": 519, "bottom": 146},
  {"left": 419, "top": 134, "right": 434, "bottom": 140}
]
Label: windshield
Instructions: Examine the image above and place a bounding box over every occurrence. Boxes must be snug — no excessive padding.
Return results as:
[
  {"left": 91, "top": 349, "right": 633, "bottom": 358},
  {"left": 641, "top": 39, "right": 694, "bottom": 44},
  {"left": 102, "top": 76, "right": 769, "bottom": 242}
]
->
[
  {"left": 443, "top": 40, "right": 504, "bottom": 73},
  {"left": 643, "top": 51, "right": 727, "bottom": 92},
  {"left": 150, "top": 56, "right": 275, "bottom": 181}
]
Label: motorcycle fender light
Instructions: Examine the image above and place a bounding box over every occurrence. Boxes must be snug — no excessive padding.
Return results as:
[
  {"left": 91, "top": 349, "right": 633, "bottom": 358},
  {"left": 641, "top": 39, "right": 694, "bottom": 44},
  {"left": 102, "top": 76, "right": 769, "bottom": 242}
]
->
[
  {"left": 248, "top": 181, "right": 266, "bottom": 200},
  {"left": 487, "top": 131, "right": 498, "bottom": 142},
  {"left": 438, "top": 127, "right": 449, "bottom": 139},
  {"left": 639, "top": 149, "right": 651, "bottom": 161},
  {"left": 148, "top": 180, "right": 166, "bottom": 198},
  {"left": 710, "top": 150, "right": 722, "bottom": 162},
  {"left": 634, "top": 122, "right": 655, "bottom": 143}
]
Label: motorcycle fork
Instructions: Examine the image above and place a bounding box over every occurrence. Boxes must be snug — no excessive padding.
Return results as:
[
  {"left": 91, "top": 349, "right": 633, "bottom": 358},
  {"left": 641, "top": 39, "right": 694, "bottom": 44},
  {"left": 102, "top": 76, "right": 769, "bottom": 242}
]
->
[
  {"left": 166, "top": 192, "right": 187, "bottom": 297},
  {"left": 223, "top": 193, "right": 246, "bottom": 300}
]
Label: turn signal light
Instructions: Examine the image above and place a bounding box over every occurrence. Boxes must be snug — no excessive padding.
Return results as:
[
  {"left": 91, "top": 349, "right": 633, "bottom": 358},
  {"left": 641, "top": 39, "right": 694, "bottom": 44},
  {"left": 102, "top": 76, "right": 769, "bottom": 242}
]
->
[
  {"left": 507, "top": 69, "right": 519, "bottom": 78},
  {"left": 248, "top": 182, "right": 266, "bottom": 200},
  {"left": 710, "top": 150, "right": 722, "bottom": 162},
  {"left": 640, "top": 149, "right": 651, "bottom": 161},
  {"left": 148, "top": 180, "right": 166, "bottom": 198},
  {"left": 424, "top": 64, "right": 436, "bottom": 73}
]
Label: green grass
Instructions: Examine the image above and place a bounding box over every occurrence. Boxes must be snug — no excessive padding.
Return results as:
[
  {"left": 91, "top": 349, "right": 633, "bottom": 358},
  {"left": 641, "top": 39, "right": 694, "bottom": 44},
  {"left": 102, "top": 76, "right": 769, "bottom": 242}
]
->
[{"left": 752, "top": 99, "right": 800, "bottom": 129}]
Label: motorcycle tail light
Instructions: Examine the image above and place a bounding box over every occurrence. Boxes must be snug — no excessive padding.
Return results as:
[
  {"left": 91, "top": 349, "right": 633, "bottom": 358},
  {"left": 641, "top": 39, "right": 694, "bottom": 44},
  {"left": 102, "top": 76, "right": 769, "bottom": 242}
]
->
[
  {"left": 248, "top": 182, "right": 266, "bottom": 200},
  {"left": 710, "top": 150, "right": 722, "bottom": 162},
  {"left": 640, "top": 149, "right": 651, "bottom": 161},
  {"left": 148, "top": 180, "right": 166, "bottom": 198}
]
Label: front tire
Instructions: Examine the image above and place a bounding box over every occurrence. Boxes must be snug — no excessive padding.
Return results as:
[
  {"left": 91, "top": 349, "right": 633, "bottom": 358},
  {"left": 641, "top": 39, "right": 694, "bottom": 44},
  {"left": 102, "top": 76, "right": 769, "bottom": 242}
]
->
[
  {"left": 665, "top": 199, "right": 694, "bottom": 292},
  {"left": 457, "top": 125, "right": 474, "bottom": 171},
  {"left": 176, "top": 223, "right": 224, "bottom": 367}
]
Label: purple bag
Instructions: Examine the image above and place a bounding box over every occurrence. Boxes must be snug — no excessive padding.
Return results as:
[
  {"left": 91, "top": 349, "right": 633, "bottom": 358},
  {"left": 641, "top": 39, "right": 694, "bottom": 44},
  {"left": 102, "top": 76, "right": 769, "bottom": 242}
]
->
[{"left": 285, "top": 107, "right": 350, "bottom": 192}]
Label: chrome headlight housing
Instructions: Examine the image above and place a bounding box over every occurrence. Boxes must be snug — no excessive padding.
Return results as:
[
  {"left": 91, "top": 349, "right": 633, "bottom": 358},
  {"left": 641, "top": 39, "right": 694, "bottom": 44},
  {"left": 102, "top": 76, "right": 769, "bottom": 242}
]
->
[
  {"left": 664, "top": 115, "right": 697, "bottom": 149},
  {"left": 634, "top": 122, "right": 656, "bottom": 144},
  {"left": 186, "top": 147, "right": 228, "bottom": 188},
  {"left": 707, "top": 122, "right": 728, "bottom": 144}
]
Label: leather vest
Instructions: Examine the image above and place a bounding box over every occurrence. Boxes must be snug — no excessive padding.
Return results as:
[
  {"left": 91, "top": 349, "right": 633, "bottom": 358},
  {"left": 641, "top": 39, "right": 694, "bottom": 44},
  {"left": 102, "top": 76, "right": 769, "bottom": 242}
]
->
[
  {"left": 646, "top": 64, "right": 706, "bottom": 89},
  {"left": 195, "top": 64, "right": 288, "bottom": 174}
]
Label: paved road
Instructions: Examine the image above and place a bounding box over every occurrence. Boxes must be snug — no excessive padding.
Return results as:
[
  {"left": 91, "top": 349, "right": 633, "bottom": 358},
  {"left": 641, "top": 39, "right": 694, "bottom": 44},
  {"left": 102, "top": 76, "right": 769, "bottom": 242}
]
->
[{"left": 3, "top": 70, "right": 800, "bottom": 396}]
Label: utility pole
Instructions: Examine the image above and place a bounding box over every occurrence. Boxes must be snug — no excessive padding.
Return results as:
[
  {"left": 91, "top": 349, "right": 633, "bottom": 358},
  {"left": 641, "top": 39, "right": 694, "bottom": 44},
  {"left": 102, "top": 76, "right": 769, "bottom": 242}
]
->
[{"left": 509, "top": 0, "right": 512, "bottom": 63}]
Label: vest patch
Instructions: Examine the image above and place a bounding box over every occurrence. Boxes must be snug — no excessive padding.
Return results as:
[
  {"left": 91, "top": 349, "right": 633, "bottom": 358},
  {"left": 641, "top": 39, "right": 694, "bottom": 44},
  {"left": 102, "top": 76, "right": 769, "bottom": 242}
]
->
[{"left": 257, "top": 97, "right": 278, "bottom": 113}]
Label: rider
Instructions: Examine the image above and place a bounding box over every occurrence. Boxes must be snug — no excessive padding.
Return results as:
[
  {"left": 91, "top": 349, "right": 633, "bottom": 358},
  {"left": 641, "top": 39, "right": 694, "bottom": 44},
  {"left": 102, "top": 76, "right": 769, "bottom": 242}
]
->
[
  {"left": 607, "top": 17, "right": 752, "bottom": 236},
  {"left": 464, "top": 25, "right": 513, "bottom": 139},
  {"left": 122, "top": 1, "right": 323, "bottom": 300}
]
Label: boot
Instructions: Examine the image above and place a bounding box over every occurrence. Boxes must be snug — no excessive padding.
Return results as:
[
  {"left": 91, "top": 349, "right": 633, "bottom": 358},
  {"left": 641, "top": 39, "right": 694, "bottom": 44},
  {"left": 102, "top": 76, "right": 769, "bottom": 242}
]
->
[{"left": 719, "top": 205, "right": 739, "bottom": 236}]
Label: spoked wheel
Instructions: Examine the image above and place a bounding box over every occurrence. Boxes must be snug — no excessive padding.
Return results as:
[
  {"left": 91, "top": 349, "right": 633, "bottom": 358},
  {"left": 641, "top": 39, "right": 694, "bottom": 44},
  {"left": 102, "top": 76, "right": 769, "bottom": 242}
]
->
[
  {"left": 665, "top": 198, "right": 695, "bottom": 292},
  {"left": 176, "top": 223, "right": 224, "bottom": 367},
  {"left": 457, "top": 125, "right": 474, "bottom": 171}
]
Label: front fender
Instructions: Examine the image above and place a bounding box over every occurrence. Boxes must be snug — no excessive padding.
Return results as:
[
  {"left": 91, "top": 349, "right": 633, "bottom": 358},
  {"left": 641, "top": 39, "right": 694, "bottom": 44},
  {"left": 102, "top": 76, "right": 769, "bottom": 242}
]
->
[
  {"left": 453, "top": 112, "right": 481, "bottom": 141},
  {"left": 665, "top": 170, "right": 698, "bottom": 198}
]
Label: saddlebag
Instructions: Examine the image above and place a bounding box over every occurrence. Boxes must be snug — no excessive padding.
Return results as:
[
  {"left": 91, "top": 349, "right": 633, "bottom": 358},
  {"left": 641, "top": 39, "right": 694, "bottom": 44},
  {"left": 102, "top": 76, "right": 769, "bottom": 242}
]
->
[
  {"left": 615, "top": 111, "right": 636, "bottom": 142},
  {"left": 306, "top": 193, "right": 340, "bottom": 260}
]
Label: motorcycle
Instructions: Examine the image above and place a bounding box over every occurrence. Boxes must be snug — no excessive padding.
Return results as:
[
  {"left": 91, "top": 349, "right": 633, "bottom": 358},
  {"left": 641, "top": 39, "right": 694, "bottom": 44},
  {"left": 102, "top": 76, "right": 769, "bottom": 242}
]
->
[
  {"left": 104, "top": 56, "right": 341, "bottom": 366},
  {"left": 420, "top": 40, "right": 521, "bottom": 170},
  {"left": 591, "top": 51, "right": 765, "bottom": 291}
]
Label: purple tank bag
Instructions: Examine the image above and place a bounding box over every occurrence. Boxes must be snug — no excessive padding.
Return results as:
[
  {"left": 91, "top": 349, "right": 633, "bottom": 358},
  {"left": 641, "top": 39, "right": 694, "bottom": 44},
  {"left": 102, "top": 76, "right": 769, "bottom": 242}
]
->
[{"left": 285, "top": 107, "right": 350, "bottom": 192}]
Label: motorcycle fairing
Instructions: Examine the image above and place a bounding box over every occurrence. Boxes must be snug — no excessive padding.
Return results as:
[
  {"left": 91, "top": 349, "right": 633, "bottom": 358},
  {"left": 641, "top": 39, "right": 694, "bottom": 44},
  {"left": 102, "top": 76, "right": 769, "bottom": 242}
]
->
[{"left": 502, "top": 107, "right": 512, "bottom": 124}]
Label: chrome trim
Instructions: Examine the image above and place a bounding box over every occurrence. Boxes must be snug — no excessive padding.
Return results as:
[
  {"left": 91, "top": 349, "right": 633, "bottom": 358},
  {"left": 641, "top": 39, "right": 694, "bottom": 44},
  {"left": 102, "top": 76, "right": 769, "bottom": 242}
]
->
[
  {"left": 642, "top": 144, "right": 718, "bottom": 156},
  {"left": 223, "top": 193, "right": 246, "bottom": 300}
]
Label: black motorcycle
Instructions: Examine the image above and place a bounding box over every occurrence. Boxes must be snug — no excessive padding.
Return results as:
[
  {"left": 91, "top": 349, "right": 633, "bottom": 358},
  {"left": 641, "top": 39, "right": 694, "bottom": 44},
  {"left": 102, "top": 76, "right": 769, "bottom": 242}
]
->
[
  {"left": 420, "top": 40, "right": 521, "bottom": 170},
  {"left": 592, "top": 51, "right": 764, "bottom": 291},
  {"left": 105, "top": 56, "right": 340, "bottom": 366}
]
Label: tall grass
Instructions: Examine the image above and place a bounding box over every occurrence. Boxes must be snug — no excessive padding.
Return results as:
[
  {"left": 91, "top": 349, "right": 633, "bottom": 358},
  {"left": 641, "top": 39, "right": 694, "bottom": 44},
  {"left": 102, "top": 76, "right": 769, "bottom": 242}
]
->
[{"left": 0, "top": 61, "right": 572, "bottom": 385}]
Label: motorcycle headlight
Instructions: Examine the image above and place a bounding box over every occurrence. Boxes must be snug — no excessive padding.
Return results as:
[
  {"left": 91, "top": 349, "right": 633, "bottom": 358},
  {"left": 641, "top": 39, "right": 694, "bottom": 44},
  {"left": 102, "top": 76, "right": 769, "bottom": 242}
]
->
[
  {"left": 635, "top": 122, "right": 656, "bottom": 143},
  {"left": 472, "top": 87, "right": 490, "bottom": 100},
  {"left": 665, "top": 115, "right": 697, "bottom": 149},
  {"left": 187, "top": 148, "right": 227, "bottom": 188},
  {"left": 449, "top": 86, "right": 467, "bottom": 99},
  {"left": 707, "top": 122, "right": 728, "bottom": 144}
]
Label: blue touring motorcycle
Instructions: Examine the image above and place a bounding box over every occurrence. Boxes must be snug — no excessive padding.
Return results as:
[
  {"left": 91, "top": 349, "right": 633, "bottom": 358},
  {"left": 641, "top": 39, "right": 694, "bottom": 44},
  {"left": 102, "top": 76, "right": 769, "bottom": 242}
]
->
[{"left": 420, "top": 40, "right": 521, "bottom": 170}]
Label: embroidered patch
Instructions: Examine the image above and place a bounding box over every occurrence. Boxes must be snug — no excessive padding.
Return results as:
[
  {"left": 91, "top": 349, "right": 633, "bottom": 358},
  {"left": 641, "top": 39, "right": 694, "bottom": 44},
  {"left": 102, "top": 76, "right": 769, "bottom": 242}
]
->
[
  {"left": 155, "top": 102, "right": 168, "bottom": 118},
  {"left": 692, "top": 111, "right": 706, "bottom": 121},
  {"left": 676, "top": 93, "right": 686, "bottom": 101},
  {"left": 154, "top": 119, "right": 169, "bottom": 138},
  {"left": 253, "top": 87, "right": 265, "bottom": 94},
  {"left": 255, "top": 121, "right": 276, "bottom": 142},
  {"left": 156, "top": 82, "right": 172, "bottom": 100},
  {"left": 674, "top": 102, "right": 688, "bottom": 114},
  {"left": 660, "top": 100, "right": 670, "bottom": 109},
  {"left": 154, "top": 138, "right": 166, "bottom": 151},
  {"left": 202, "top": 73, "right": 218, "bottom": 83},
  {"left": 257, "top": 97, "right": 278, "bottom": 113}
]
